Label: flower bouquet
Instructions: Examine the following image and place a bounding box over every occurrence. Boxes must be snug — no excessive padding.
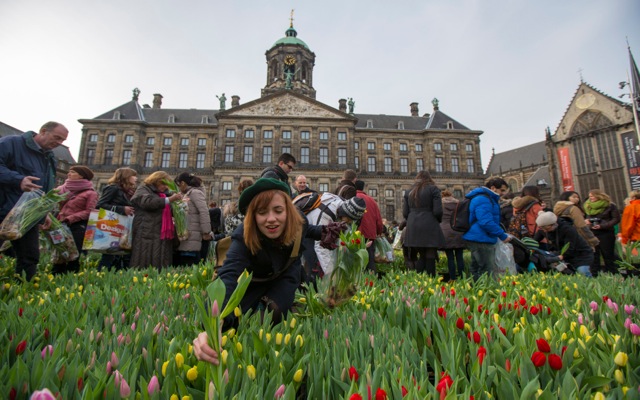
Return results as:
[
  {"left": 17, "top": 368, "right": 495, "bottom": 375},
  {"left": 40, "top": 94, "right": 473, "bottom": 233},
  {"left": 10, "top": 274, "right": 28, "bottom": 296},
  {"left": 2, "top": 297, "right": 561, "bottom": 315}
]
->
[
  {"left": 162, "top": 179, "right": 189, "bottom": 241},
  {"left": 323, "top": 224, "right": 369, "bottom": 308},
  {"left": 0, "top": 189, "right": 67, "bottom": 241}
]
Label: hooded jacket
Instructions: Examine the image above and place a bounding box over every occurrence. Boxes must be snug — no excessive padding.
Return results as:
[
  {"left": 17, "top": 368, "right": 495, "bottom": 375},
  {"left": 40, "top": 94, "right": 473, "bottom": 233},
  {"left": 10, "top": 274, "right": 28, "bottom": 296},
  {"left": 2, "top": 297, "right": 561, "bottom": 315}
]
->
[
  {"left": 553, "top": 201, "right": 599, "bottom": 248},
  {"left": 0, "top": 131, "right": 57, "bottom": 220},
  {"left": 462, "top": 187, "right": 508, "bottom": 244}
]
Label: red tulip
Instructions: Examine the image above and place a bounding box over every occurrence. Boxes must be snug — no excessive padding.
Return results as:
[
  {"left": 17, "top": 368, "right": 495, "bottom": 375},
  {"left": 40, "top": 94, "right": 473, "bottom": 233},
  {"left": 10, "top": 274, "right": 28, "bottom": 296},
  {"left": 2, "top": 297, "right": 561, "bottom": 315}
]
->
[
  {"left": 519, "top": 296, "right": 527, "bottom": 306},
  {"left": 535, "top": 338, "right": 551, "bottom": 353},
  {"left": 450, "top": 288, "right": 456, "bottom": 296},
  {"left": 530, "top": 306, "right": 539, "bottom": 315},
  {"left": 348, "top": 366, "right": 359, "bottom": 381},
  {"left": 505, "top": 359, "right": 511, "bottom": 372},
  {"left": 78, "top": 377, "right": 84, "bottom": 391},
  {"left": 401, "top": 386, "right": 408, "bottom": 397},
  {"left": 18, "top": 308, "right": 23, "bottom": 317},
  {"left": 501, "top": 291, "right": 507, "bottom": 298},
  {"left": 531, "top": 351, "right": 547, "bottom": 367},
  {"left": 436, "top": 373, "right": 453, "bottom": 394},
  {"left": 472, "top": 331, "right": 481, "bottom": 344},
  {"left": 437, "top": 307, "right": 446, "bottom": 318},
  {"left": 15, "top": 340, "right": 27, "bottom": 355},
  {"left": 602, "top": 295, "right": 609, "bottom": 302},
  {"left": 456, "top": 317, "right": 464, "bottom": 330},
  {"left": 477, "top": 346, "right": 487, "bottom": 365},
  {"left": 9, "top": 388, "right": 16, "bottom": 400},
  {"left": 463, "top": 297, "right": 468, "bottom": 305},
  {"left": 499, "top": 326, "right": 507, "bottom": 336},
  {"left": 349, "top": 394, "right": 362, "bottom": 400},
  {"left": 375, "top": 388, "right": 387, "bottom": 400},
  {"left": 548, "top": 353, "right": 563, "bottom": 370}
]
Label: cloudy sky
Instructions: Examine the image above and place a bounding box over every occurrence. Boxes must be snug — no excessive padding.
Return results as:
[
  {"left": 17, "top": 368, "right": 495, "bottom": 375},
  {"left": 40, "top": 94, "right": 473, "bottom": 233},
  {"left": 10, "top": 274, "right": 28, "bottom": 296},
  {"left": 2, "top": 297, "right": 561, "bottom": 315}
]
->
[{"left": 1, "top": 1, "right": 638, "bottom": 169}]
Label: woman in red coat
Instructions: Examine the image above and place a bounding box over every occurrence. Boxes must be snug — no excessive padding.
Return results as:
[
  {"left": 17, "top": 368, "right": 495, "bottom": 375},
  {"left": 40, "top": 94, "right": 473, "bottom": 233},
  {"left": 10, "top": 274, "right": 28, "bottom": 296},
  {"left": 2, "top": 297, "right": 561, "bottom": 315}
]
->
[{"left": 53, "top": 165, "right": 97, "bottom": 274}]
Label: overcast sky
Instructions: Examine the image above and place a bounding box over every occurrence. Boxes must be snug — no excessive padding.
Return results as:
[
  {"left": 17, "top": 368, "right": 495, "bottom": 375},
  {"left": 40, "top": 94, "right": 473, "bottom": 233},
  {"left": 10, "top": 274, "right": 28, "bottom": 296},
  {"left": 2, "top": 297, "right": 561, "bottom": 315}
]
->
[{"left": 1, "top": 1, "right": 638, "bottom": 170}]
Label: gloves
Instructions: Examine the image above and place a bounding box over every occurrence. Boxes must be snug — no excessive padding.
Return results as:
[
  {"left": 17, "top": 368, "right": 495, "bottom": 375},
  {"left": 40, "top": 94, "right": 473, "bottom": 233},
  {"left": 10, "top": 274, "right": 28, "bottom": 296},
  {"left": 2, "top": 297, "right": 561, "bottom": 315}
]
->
[{"left": 320, "top": 221, "right": 349, "bottom": 250}]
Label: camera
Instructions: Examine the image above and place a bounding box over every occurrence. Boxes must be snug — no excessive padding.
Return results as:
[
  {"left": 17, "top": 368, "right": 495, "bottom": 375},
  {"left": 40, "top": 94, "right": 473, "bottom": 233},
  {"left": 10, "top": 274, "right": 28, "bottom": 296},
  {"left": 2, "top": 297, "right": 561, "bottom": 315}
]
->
[{"left": 588, "top": 217, "right": 601, "bottom": 224}]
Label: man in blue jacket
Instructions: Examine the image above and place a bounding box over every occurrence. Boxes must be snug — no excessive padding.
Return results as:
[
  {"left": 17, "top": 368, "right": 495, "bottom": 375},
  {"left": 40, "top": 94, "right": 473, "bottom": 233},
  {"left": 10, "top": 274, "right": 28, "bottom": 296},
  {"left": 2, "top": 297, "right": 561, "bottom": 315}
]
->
[
  {"left": 0, "top": 121, "right": 69, "bottom": 281},
  {"left": 462, "top": 178, "right": 511, "bottom": 280}
]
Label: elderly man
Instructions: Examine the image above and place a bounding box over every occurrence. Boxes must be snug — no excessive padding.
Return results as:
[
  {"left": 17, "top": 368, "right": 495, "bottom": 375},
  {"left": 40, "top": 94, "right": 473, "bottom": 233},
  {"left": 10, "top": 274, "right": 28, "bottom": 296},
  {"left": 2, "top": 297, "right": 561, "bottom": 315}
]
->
[
  {"left": 0, "top": 121, "right": 69, "bottom": 281},
  {"left": 292, "top": 174, "right": 315, "bottom": 197}
]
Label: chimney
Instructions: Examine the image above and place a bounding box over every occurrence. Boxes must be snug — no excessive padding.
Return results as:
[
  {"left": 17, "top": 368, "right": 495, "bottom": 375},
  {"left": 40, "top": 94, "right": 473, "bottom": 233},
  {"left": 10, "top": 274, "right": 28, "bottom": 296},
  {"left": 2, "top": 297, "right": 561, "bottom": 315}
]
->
[
  {"left": 152, "top": 93, "right": 163, "bottom": 109},
  {"left": 231, "top": 95, "right": 240, "bottom": 108},
  {"left": 410, "top": 102, "right": 419, "bottom": 117},
  {"left": 338, "top": 98, "right": 347, "bottom": 113}
]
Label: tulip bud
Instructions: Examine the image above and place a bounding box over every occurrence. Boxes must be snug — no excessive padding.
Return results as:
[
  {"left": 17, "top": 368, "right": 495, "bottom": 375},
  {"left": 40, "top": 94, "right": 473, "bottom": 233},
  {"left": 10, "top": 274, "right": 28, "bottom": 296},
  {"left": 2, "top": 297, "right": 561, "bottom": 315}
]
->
[
  {"left": 41, "top": 345, "right": 53, "bottom": 360},
  {"left": 111, "top": 352, "right": 119, "bottom": 368},
  {"left": 211, "top": 300, "right": 219, "bottom": 318},
  {"left": 147, "top": 375, "right": 160, "bottom": 395},
  {"left": 275, "top": 384, "right": 285, "bottom": 398},
  {"left": 630, "top": 323, "right": 640, "bottom": 336},
  {"left": 119, "top": 378, "right": 131, "bottom": 398},
  {"left": 29, "top": 388, "right": 56, "bottom": 400},
  {"left": 614, "top": 352, "right": 628, "bottom": 367}
]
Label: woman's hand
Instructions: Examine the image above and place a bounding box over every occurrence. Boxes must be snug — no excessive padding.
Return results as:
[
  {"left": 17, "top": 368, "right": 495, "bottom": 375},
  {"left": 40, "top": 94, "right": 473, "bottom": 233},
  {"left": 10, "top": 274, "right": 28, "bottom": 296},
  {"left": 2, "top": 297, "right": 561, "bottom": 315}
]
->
[
  {"left": 124, "top": 206, "right": 135, "bottom": 216},
  {"left": 193, "top": 332, "right": 219, "bottom": 365},
  {"left": 169, "top": 193, "right": 183, "bottom": 203}
]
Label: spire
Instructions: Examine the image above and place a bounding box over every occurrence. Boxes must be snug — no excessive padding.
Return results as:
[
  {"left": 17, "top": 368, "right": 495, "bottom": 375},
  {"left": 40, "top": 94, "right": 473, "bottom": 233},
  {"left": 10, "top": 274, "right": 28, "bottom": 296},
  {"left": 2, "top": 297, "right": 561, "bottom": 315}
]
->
[{"left": 290, "top": 9, "right": 294, "bottom": 28}]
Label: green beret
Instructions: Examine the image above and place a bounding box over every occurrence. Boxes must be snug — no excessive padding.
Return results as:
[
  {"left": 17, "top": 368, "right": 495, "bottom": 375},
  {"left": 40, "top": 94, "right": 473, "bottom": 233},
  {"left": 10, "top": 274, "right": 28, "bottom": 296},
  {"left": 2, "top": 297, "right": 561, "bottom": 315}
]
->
[{"left": 238, "top": 178, "right": 291, "bottom": 215}]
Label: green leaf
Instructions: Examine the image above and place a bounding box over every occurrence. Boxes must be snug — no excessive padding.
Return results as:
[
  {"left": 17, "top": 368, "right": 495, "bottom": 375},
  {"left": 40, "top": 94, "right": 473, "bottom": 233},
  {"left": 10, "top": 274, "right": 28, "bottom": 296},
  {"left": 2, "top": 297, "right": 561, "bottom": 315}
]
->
[
  {"left": 519, "top": 377, "right": 540, "bottom": 400},
  {"left": 220, "top": 270, "right": 253, "bottom": 319}
]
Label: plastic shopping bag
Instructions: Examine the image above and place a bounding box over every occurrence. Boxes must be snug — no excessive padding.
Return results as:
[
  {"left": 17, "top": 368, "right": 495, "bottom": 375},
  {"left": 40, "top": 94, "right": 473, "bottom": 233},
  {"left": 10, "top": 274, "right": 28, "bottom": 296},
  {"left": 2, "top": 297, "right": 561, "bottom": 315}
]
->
[
  {"left": 43, "top": 215, "right": 79, "bottom": 264},
  {"left": 374, "top": 237, "right": 394, "bottom": 263},
  {"left": 494, "top": 240, "right": 517, "bottom": 276},
  {"left": 82, "top": 209, "right": 133, "bottom": 254},
  {"left": 0, "top": 189, "right": 67, "bottom": 241}
]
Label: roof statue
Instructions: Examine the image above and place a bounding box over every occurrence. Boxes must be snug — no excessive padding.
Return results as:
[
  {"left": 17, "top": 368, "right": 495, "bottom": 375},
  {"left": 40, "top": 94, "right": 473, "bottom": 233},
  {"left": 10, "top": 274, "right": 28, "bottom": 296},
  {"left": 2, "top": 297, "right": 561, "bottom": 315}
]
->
[
  {"left": 132, "top": 87, "right": 140, "bottom": 101},
  {"left": 348, "top": 97, "right": 355, "bottom": 114},
  {"left": 432, "top": 97, "right": 439, "bottom": 111},
  {"left": 216, "top": 93, "right": 226, "bottom": 110}
]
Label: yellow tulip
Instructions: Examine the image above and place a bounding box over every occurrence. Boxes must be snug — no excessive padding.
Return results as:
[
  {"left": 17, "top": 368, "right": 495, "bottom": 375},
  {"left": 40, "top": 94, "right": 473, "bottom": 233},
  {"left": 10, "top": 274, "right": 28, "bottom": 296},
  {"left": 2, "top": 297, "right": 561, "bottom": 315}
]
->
[
  {"left": 182, "top": 397, "right": 190, "bottom": 400},
  {"left": 3, "top": 283, "right": 9, "bottom": 290},
  {"left": 188, "top": 344, "right": 193, "bottom": 354},
  {"left": 543, "top": 329, "right": 551, "bottom": 341},
  {"left": 295, "top": 334, "right": 304, "bottom": 347},
  {"left": 175, "top": 353, "right": 184, "bottom": 368},
  {"left": 493, "top": 314, "right": 500, "bottom": 324},
  {"left": 276, "top": 333, "right": 283, "bottom": 345},
  {"left": 187, "top": 366, "right": 198, "bottom": 381},
  {"left": 236, "top": 342, "right": 243, "bottom": 354},
  {"left": 55, "top": 288, "right": 61, "bottom": 296},
  {"left": 221, "top": 349, "right": 228, "bottom": 365},
  {"left": 162, "top": 361, "right": 169, "bottom": 377},
  {"left": 614, "top": 352, "right": 628, "bottom": 367},
  {"left": 170, "top": 395, "right": 179, "bottom": 400},
  {"left": 221, "top": 335, "right": 227, "bottom": 347},
  {"left": 593, "top": 392, "right": 605, "bottom": 400},
  {"left": 179, "top": 282, "right": 185, "bottom": 289},
  {"left": 570, "top": 322, "right": 576, "bottom": 331},
  {"left": 133, "top": 276, "right": 138, "bottom": 283},
  {"left": 266, "top": 333, "right": 272, "bottom": 343},
  {"left": 290, "top": 318, "right": 297, "bottom": 329},
  {"left": 259, "top": 329, "right": 264, "bottom": 340},
  {"left": 234, "top": 307, "right": 242, "bottom": 317},
  {"left": 478, "top": 290, "right": 483, "bottom": 296},
  {"left": 561, "top": 333, "right": 568, "bottom": 341},
  {"left": 284, "top": 333, "right": 291, "bottom": 345},
  {"left": 614, "top": 369, "right": 624, "bottom": 384},
  {"left": 202, "top": 269, "right": 207, "bottom": 277},
  {"left": 573, "top": 349, "right": 580, "bottom": 358},
  {"left": 622, "top": 387, "right": 629, "bottom": 396},
  {"left": 143, "top": 277, "right": 148, "bottom": 283},
  {"left": 293, "top": 368, "right": 304, "bottom": 383},
  {"left": 579, "top": 325, "right": 588, "bottom": 338},
  {"left": 247, "top": 364, "right": 256, "bottom": 380}
]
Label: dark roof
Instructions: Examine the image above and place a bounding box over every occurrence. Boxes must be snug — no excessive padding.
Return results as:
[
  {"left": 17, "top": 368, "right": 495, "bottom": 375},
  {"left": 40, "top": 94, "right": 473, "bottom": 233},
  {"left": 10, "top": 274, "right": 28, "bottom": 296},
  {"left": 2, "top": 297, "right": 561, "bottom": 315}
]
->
[
  {"left": 0, "top": 121, "right": 76, "bottom": 164},
  {"left": 93, "top": 101, "right": 219, "bottom": 125},
  {"left": 524, "top": 166, "right": 551, "bottom": 187},
  {"left": 354, "top": 109, "right": 472, "bottom": 131},
  {"left": 486, "top": 140, "right": 547, "bottom": 175},
  {"left": 425, "top": 110, "right": 470, "bottom": 130}
]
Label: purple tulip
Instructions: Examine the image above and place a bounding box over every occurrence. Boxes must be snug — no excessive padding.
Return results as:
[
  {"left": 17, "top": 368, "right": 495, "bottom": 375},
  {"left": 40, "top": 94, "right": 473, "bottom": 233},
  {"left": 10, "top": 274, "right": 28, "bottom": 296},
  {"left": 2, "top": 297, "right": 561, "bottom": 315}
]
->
[
  {"left": 30, "top": 388, "right": 56, "bottom": 400},
  {"left": 147, "top": 375, "right": 160, "bottom": 395},
  {"left": 625, "top": 318, "right": 632, "bottom": 329},
  {"left": 630, "top": 323, "right": 640, "bottom": 336}
]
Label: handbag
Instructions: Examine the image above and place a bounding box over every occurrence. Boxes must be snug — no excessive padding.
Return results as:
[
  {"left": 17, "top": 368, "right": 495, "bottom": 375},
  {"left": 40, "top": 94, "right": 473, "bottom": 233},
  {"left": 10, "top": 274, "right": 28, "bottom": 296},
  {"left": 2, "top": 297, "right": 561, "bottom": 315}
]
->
[{"left": 82, "top": 208, "right": 134, "bottom": 254}]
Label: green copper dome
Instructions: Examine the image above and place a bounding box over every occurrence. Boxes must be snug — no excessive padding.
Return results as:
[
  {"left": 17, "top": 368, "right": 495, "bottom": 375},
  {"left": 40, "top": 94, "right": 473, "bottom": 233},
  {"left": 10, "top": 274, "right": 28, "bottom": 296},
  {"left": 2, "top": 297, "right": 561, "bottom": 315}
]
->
[{"left": 271, "top": 26, "right": 309, "bottom": 50}]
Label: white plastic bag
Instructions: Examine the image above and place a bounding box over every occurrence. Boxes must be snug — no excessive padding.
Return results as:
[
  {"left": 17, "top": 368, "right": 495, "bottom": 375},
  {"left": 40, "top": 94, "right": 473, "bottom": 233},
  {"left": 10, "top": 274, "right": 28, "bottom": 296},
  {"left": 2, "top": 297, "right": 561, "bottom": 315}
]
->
[{"left": 494, "top": 240, "right": 517, "bottom": 276}]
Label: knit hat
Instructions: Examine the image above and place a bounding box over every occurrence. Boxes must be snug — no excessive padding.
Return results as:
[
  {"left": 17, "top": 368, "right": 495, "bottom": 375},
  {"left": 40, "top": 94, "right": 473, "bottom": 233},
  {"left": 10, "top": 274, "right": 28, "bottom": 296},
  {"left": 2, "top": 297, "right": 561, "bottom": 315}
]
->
[
  {"left": 355, "top": 180, "right": 365, "bottom": 191},
  {"left": 70, "top": 165, "right": 94, "bottom": 181},
  {"left": 339, "top": 197, "right": 367, "bottom": 221},
  {"left": 535, "top": 211, "right": 557, "bottom": 227},
  {"left": 238, "top": 178, "right": 292, "bottom": 215}
]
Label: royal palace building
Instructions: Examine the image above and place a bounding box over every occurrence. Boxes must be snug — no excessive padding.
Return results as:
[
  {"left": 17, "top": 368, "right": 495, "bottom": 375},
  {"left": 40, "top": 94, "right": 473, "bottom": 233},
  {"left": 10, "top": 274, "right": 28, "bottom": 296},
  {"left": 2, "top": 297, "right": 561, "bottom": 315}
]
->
[{"left": 77, "top": 23, "right": 486, "bottom": 222}]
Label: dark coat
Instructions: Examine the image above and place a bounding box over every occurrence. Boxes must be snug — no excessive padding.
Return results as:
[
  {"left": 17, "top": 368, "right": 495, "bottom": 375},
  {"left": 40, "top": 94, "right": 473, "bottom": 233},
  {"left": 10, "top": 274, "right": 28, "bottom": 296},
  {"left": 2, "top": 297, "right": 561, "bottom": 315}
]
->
[
  {"left": 0, "top": 131, "right": 57, "bottom": 220},
  {"left": 129, "top": 184, "right": 173, "bottom": 269},
  {"left": 546, "top": 217, "right": 594, "bottom": 268},
  {"left": 209, "top": 207, "right": 223, "bottom": 233},
  {"left": 217, "top": 218, "right": 321, "bottom": 324},
  {"left": 96, "top": 184, "right": 132, "bottom": 216},
  {"left": 334, "top": 180, "right": 357, "bottom": 200},
  {"left": 260, "top": 165, "right": 289, "bottom": 184},
  {"left": 440, "top": 196, "right": 465, "bottom": 249},
  {"left": 586, "top": 202, "right": 621, "bottom": 234},
  {"left": 402, "top": 184, "right": 445, "bottom": 248}
]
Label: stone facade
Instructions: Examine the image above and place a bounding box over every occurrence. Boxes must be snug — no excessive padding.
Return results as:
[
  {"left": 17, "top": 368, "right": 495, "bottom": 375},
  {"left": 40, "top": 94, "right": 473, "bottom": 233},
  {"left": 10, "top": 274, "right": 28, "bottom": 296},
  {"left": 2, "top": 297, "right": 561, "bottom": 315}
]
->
[{"left": 76, "top": 24, "right": 486, "bottom": 222}]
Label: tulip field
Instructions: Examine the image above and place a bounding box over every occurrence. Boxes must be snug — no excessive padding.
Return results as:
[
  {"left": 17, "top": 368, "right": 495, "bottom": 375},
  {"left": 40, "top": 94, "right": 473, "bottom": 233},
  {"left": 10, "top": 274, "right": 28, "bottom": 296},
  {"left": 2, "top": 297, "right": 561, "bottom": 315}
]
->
[{"left": 1, "top": 253, "right": 640, "bottom": 400}]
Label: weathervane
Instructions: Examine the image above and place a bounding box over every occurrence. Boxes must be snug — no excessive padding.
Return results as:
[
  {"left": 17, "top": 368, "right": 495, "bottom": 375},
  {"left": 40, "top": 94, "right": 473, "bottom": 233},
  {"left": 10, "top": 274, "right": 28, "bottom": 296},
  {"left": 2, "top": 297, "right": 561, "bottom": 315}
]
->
[{"left": 290, "top": 9, "right": 294, "bottom": 28}]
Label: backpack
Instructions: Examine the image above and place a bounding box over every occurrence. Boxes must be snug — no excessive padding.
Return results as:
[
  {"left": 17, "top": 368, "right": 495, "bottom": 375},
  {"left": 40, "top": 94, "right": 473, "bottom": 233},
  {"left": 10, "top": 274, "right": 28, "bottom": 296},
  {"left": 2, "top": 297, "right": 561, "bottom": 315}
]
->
[
  {"left": 450, "top": 193, "right": 490, "bottom": 233},
  {"left": 507, "top": 201, "right": 538, "bottom": 239},
  {"left": 293, "top": 192, "right": 337, "bottom": 224}
]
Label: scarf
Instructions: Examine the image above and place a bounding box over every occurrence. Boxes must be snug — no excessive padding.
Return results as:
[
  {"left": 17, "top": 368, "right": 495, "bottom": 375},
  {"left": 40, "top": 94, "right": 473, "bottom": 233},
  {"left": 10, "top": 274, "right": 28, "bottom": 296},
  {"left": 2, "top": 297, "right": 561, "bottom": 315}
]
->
[
  {"left": 158, "top": 193, "right": 175, "bottom": 240},
  {"left": 583, "top": 199, "right": 609, "bottom": 216},
  {"left": 57, "top": 178, "right": 94, "bottom": 194},
  {"left": 120, "top": 185, "right": 136, "bottom": 200}
]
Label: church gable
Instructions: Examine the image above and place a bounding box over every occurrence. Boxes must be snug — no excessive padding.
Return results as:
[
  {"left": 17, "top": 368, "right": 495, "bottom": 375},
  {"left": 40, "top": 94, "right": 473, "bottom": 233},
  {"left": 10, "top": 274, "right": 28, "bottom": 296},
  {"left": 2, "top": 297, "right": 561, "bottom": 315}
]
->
[{"left": 223, "top": 92, "right": 348, "bottom": 119}]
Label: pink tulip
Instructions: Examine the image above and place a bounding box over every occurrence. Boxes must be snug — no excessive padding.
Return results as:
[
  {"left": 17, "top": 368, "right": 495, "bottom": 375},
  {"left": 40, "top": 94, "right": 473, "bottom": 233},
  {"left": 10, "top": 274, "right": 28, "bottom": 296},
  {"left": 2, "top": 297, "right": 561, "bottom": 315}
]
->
[
  {"left": 114, "top": 370, "right": 122, "bottom": 387},
  {"left": 590, "top": 301, "right": 598, "bottom": 311},
  {"left": 111, "top": 352, "right": 119, "bottom": 368},
  {"left": 625, "top": 318, "right": 632, "bottom": 329},
  {"left": 111, "top": 323, "right": 117, "bottom": 334},
  {"left": 606, "top": 299, "right": 619, "bottom": 314},
  {"left": 209, "top": 382, "right": 215, "bottom": 400},
  {"left": 630, "top": 323, "right": 640, "bottom": 336},
  {"left": 211, "top": 300, "right": 219, "bottom": 318},
  {"left": 125, "top": 334, "right": 132, "bottom": 344},
  {"left": 121, "top": 313, "right": 126, "bottom": 323},
  {"left": 362, "top": 311, "right": 367, "bottom": 321},
  {"left": 182, "top": 293, "right": 190, "bottom": 300},
  {"left": 119, "top": 378, "right": 131, "bottom": 398},
  {"left": 153, "top": 323, "right": 161, "bottom": 335},
  {"left": 75, "top": 328, "right": 83, "bottom": 336},
  {"left": 624, "top": 304, "right": 635, "bottom": 315},
  {"left": 30, "top": 388, "right": 56, "bottom": 400},
  {"left": 117, "top": 334, "right": 125, "bottom": 346},
  {"left": 107, "top": 361, "right": 112, "bottom": 375},
  {"left": 96, "top": 332, "right": 103, "bottom": 343},
  {"left": 134, "top": 307, "right": 141, "bottom": 320},
  {"left": 147, "top": 375, "right": 160, "bottom": 395},
  {"left": 275, "top": 384, "right": 286, "bottom": 398},
  {"left": 131, "top": 322, "right": 136, "bottom": 331},
  {"left": 324, "top": 329, "right": 329, "bottom": 339},
  {"left": 223, "top": 368, "right": 229, "bottom": 384},
  {"left": 41, "top": 345, "right": 53, "bottom": 360},
  {"left": 578, "top": 314, "right": 583, "bottom": 324}
]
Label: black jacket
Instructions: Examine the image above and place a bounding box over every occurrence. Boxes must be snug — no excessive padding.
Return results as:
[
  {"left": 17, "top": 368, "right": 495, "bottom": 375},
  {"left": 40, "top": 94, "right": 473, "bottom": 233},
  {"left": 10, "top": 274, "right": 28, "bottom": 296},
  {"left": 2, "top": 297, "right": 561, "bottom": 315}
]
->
[
  {"left": 260, "top": 165, "right": 289, "bottom": 184},
  {"left": 96, "top": 184, "right": 132, "bottom": 216},
  {"left": 545, "top": 218, "right": 594, "bottom": 268},
  {"left": 209, "top": 207, "right": 222, "bottom": 233}
]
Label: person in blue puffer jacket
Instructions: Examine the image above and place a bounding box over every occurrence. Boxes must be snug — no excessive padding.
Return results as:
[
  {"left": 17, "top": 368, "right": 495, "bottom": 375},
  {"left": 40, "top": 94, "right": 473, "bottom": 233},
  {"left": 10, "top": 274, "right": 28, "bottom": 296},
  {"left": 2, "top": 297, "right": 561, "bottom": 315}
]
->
[{"left": 462, "top": 178, "right": 512, "bottom": 280}]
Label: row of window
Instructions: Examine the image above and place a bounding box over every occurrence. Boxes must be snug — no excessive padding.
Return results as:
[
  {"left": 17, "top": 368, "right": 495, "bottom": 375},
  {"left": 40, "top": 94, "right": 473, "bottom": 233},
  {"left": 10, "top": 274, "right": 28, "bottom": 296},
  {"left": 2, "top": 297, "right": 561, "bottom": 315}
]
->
[
  {"left": 224, "top": 129, "right": 348, "bottom": 141},
  {"left": 88, "top": 133, "right": 209, "bottom": 148}
]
